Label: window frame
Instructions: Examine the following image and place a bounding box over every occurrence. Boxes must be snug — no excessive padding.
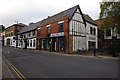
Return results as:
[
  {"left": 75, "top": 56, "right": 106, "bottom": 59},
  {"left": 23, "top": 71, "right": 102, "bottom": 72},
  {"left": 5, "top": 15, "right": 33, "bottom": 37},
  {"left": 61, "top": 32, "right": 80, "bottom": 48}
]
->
[
  {"left": 41, "top": 39, "right": 45, "bottom": 49},
  {"left": 30, "top": 40, "right": 32, "bottom": 47},
  {"left": 59, "top": 23, "right": 63, "bottom": 32},
  {"left": 106, "top": 29, "right": 111, "bottom": 36},
  {"left": 46, "top": 39, "right": 51, "bottom": 49},
  {"left": 58, "top": 37, "right": 65, "bottom": 51},
  {"left": 47, "top": 27, "right": 50, "bottom": 34},
  {"left": 33, "top": 39, "right": 36, "bottom": 47},
  {"left": 38, "top": 28, "right": 41, "bottom": 36}
]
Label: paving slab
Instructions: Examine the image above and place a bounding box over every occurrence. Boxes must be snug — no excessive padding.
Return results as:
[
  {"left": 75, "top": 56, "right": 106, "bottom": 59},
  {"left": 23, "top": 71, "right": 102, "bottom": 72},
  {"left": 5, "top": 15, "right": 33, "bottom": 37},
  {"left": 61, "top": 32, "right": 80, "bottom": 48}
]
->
[{"left": 0, "top": 45, "right": 2, "bottom": 79}]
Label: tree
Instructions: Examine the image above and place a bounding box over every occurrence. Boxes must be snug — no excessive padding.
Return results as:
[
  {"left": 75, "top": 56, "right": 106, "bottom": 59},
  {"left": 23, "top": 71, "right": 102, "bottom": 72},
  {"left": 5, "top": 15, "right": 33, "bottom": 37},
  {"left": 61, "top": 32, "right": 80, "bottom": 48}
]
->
[
  {"left": 100, "top": 1, "right": 120, "bottom": 56},
  {"left": 100, "top": 1, "right": 120, "bottom": 34}
]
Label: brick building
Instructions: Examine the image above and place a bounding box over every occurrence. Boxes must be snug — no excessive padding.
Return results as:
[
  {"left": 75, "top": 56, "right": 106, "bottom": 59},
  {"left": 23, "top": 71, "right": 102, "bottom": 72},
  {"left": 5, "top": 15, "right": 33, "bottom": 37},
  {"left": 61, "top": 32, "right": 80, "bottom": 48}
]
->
[
  {"left": 36, "top": 5, "right": 87, "bottom": 53},
  {"left": 95, "top": 19, "right": 120, "bottom": 49},
  {"left": 0, "top": 25, "right": 5, "bottom": 46},
  {"left": 17, "top": 22, "right": 41, "bottom": 49},
  {"left": 4, "top": 23, "right": 26, "bottom": 47},
  {"left": 83, "top": 14, "right": 98, "bottom": 50}
]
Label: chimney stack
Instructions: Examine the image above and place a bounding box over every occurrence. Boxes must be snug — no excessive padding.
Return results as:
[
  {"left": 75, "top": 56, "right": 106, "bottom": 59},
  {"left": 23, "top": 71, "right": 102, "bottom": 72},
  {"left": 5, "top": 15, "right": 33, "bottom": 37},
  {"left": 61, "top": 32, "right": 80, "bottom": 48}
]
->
[{"left": 29, "top": 22, "right": 34, "bottom": 26}]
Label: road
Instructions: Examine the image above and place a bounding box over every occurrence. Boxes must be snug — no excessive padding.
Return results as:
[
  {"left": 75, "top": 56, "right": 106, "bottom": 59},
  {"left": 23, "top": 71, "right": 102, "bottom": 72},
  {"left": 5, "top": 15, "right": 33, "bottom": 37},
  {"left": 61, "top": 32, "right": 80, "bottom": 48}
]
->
[{"left": 2, "top": 46, "right": 119, "bottom": 78}]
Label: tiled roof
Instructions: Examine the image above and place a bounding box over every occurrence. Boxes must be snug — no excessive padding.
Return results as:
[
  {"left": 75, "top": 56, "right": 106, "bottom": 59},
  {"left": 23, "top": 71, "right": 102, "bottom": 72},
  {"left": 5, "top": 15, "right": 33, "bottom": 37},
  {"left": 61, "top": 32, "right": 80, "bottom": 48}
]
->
[
  {"left": 18, "top": 21, "right": 42, "bottom": 34},
  {"left": 18, "top": 5, "right": 80, "bottom": 34},
  {"left": 83, "top": 14, "right": 97, "bottom": 26},
  {"left": 41, "top": 5, "right": 79, "bottom": 24}
]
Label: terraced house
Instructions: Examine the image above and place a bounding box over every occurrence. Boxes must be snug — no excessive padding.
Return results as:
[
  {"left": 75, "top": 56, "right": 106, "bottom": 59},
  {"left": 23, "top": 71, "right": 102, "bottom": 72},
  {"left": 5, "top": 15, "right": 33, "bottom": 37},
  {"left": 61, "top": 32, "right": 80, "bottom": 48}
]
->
[
  {"left": 17, "top": 22, "right": 41, "bottom": 49},
  {"left": 36, "top": 5, "right": 88, "bottom": 53},
  {"left": 83, "top": 14, "right": 98, "bottom": 50},
  {"left": 4, "top": 23, "right": 26, "bottom": 47},
  {"left": 3, "top": 5, "right": 98, "bottom": 53}
]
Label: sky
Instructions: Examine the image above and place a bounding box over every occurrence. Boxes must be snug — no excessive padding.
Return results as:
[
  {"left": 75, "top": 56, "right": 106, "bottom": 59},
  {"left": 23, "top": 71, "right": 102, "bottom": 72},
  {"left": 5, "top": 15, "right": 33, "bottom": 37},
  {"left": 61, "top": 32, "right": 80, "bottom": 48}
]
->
[{"left": 0, "top": 0, "right": 102, "bottom": 27}]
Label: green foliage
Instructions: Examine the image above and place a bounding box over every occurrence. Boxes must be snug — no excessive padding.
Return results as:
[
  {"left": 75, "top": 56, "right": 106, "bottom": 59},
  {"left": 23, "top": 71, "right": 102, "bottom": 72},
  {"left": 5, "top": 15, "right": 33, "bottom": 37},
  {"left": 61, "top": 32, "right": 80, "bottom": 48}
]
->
[
  {"left": 100, "top": 1, "right": 120, "bottom": 33},
  {"left": 107, "top": 42, "right": 119, "bottom": 57}
]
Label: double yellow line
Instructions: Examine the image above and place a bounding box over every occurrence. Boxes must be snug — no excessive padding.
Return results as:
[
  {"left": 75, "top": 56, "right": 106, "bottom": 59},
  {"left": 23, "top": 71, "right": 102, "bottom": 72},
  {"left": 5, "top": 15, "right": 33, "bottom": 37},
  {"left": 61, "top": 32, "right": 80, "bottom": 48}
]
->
[{"left": 3, "top": 56, "right": 26, "bottom": 80}]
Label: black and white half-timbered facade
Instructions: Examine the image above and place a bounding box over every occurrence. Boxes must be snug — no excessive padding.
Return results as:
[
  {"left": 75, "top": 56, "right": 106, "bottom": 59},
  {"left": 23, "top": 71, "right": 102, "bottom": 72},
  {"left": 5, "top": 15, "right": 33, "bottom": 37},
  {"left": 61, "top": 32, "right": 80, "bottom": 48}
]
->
[
  {"left": 69, "top": 6, "right": 87, "bottom": 52},
  {"left": 17, "top": 22, "right": 41, "bottom": 49}
]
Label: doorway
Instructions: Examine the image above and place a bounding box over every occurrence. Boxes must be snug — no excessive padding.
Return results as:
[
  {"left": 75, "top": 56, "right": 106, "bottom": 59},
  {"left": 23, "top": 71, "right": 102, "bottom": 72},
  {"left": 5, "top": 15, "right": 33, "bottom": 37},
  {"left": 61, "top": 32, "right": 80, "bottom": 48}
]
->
[
  {"left": 7, "top": 39, "right": 10, "bottom": 46},
  {"left": 52, "top": 38, "right": 56, "bottom": 51}
]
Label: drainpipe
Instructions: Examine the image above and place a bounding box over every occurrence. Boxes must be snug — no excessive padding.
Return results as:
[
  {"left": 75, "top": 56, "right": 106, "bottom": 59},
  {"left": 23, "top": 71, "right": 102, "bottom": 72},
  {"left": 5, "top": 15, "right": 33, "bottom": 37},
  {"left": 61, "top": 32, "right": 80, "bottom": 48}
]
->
[{"left": 68, "top": 19, "right": 70, "bottom": 54}]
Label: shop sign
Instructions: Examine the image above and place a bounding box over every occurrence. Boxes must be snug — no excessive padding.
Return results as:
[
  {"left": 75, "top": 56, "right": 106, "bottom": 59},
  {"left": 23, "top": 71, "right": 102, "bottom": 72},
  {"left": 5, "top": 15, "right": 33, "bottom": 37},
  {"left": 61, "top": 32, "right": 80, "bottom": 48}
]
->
[
  {"left": 89, "top": 37, "right": 96, "bottom": 40},
  {"left": 51, "top": 32, "right": 64, "bottom": 37}
]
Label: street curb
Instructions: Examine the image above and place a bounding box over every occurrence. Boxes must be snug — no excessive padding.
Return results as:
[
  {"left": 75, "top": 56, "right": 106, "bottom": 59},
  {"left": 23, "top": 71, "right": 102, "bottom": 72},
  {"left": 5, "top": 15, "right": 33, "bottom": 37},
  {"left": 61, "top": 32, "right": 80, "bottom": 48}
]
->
[
  {"left": 35, "top": 50, "right": 119, "bottom": 59},
  {"left": 2, "top": 59, "right": 15, "bottom": 78}
]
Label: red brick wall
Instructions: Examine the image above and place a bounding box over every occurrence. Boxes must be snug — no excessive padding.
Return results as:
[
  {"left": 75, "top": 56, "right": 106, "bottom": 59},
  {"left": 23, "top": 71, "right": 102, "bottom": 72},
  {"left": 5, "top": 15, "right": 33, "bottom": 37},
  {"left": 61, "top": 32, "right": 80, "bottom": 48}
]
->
[
  {"left": 5, "top": 25, "right": 24, "bottom": 37},
  {"left": 37, "top": 15, "right": 69, "bottom": 53}
]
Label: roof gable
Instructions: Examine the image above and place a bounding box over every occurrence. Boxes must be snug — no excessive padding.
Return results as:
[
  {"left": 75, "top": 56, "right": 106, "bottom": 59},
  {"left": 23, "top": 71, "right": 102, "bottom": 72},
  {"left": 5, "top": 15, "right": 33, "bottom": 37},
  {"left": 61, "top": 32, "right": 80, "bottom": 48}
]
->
[
  {"left": 83, "top": 14, "right": 97, "bottom": 26},
  {"left": 41, "top": 5, "right": 79, "bottom": 25}
]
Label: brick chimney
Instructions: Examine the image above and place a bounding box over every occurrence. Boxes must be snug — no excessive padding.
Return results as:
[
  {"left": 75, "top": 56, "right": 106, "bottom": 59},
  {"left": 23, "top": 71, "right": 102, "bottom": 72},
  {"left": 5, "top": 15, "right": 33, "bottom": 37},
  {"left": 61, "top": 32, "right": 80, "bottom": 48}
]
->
[
  {"left": 48, "top": 16, "right": 50, "bottom": 18},
  {"left": 29, "top": 22, "right": 34, "bottom": 26}
]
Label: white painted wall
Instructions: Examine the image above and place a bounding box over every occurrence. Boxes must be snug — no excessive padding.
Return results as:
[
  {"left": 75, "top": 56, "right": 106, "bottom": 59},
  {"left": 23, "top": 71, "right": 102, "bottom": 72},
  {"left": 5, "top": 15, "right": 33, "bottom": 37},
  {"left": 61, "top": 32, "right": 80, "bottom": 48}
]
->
[
  {"left": 69, "top": 8, "right": 87, "bottom": 51},
  {"left": 104, "top": 28, "right": 120, "bottom": 39},
  {"left": 4, "top": 36, "right": 16, "bottom": 47},
  {"left": 17, "top": 30, "right": 37, "bottom": 49},
  {"left": 86, "top": 22, "right": 98, "bottom": 50},
  {"left": 17, "top": 38, "right": 36, "bottom": 49}
]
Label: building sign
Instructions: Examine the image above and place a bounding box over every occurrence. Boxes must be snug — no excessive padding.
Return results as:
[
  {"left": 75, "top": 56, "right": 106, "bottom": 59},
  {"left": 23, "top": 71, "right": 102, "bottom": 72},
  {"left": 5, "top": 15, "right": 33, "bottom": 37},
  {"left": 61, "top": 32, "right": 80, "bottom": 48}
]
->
[
  {"left": 51, "top": 32, "right": 64, "bottom": 37},
  {"left": 89, "top": 37, "right": 96, "bottom": 40}
]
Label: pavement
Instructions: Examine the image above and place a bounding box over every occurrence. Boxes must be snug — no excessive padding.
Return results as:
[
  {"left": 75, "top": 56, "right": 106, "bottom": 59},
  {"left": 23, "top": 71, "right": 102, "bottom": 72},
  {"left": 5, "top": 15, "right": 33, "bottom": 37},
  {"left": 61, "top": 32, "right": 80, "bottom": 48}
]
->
[
  {"left": 0, "top": 45, "right": 2, "bottom": 80},
  {"left": 2, "top": 46, "right": 119, "bottom": 78},
  {"left": 36, "top": 50, "right": 119, "bottom": 59},
  {"left": 2, "top": 60, "right": 15, "bottom": 79}
]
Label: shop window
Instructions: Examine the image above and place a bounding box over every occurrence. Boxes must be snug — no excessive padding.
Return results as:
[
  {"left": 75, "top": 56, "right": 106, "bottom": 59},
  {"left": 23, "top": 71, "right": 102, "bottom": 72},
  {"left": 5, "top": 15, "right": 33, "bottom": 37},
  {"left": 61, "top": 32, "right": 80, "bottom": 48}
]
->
[
  {"left": 59, "top": 38, "right": 65, "bottom": 50},
  {"left": 41, "top": 39, "right": 45, "bottom": 49},
  {"left": 37, "top": 39, "right": 40, "bottom": 48},
  {"left": 88, "top": 41, "right": 96, "bottom": 50},
  {"left": 19, "top": 41, "right": 21, "bottom": 46},
  {"left": 27, "top": 40, "right": 29, "bottom": 47},
  {"left": 106, "top": 29, "right": 111, "bottom": 36},
  {"left": 59, "top": 23, "right": 63, "bottom": 32},
  {"left": 33, "top": 39, "right": 36, "bottom": 47},
  {"left": 11, "top": 39, "right": 12, "bottom": 45},
  {"left": 47, "top": 39, "right": 51, "bottom": 49},
  {"left": 38, "top": 29, "right": 40, "bottom": 36},
  {"left": 30, "top": 40, "right": 32, "bottom": 47}
]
